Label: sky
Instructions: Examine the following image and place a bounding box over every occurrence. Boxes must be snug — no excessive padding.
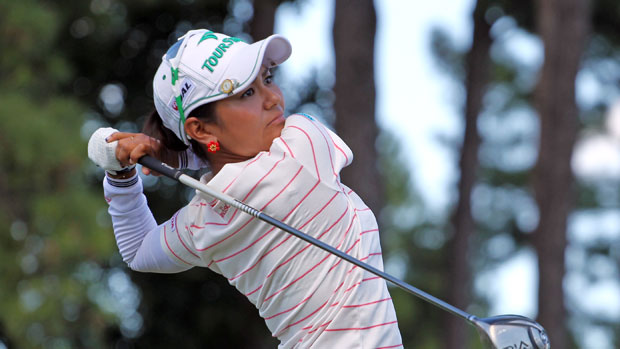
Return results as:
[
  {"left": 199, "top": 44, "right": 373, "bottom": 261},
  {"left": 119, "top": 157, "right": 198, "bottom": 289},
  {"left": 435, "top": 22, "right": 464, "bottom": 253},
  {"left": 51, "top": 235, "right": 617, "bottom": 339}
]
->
[{"left": 274, "top": 0, "right": 620, "bottom": 348}]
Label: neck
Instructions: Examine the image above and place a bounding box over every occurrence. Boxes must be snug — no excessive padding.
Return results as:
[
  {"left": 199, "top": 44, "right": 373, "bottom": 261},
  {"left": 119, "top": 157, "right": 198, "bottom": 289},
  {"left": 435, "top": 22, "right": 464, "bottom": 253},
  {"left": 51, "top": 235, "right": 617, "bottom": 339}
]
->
[{"left": 207, "top": 151, "right": 254, "bottom": 175}]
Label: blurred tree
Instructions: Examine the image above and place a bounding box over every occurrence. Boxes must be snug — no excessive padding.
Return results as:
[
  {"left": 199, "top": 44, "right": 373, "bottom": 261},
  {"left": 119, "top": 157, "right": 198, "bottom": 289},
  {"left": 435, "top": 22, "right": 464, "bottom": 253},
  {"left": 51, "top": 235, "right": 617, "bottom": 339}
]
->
[
  {"left": 332, "top": 0, "right": 384, "bottom": 220},
  {"left": 430, "top": 0, "right": 620, "bottom": 347},
  {"left": 377, "top": 129, "right": 452, "bottom": 348},
  {"left": 0, "top": 0, "right": 120, "bottom": 347},
  {"left": 249, "top": 0, "right": 289, "bottom": 41},
  {"left": 443, "top": 0, "right": 494, "bottom": 347},
  {"left": 569, "top": 0, "right": 620, "bottom": 346},
  {"left": 532, "top": 0, "right": 591, "bottom": 347}
]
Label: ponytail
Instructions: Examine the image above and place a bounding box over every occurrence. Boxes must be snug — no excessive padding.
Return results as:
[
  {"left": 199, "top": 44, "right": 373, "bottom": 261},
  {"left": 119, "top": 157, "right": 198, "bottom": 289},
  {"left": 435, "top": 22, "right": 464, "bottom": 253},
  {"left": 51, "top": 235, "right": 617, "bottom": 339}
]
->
[{"left": 142, "top": 110, "right": 187, "bottom": 153}]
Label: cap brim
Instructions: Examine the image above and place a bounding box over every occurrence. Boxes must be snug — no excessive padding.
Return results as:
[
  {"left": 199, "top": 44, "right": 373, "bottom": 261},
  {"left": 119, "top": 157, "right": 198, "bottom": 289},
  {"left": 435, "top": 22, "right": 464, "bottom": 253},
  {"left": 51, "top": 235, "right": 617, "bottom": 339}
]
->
[
  {"left": 203, "top": 34, "right": 291, "bottom": 101},
  {"left": 159, "top": 33, "right": 292, "bottom": 145}
]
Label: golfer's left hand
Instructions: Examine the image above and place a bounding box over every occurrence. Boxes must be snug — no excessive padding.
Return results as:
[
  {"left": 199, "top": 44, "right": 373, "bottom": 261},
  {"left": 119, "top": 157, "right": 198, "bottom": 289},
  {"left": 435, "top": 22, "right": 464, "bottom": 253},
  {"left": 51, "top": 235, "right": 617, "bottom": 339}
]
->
[{"left": 106, "top": 132, "right": 178, "bottom": 176}]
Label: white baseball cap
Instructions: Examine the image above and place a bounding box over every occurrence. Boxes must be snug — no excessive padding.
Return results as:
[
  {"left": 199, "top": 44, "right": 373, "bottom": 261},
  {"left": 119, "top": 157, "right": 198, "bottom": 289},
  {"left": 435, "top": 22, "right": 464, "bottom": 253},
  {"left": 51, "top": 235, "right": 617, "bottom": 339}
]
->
[{"left": 153, "top": 29, "right": 292, "bottom": 144}]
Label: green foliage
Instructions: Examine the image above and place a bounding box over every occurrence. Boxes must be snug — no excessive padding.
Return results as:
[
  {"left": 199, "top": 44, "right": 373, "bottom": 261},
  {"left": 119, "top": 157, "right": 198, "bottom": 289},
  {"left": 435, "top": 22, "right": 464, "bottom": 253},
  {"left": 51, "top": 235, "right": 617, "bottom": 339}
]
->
[
  {"left": 592, "top": 0, "right": 620, "bottom": 47},
  {"left": 0, "top": 1, "right": 121, "bottom": 347},
  {"left": 0, "top": 0, "right": 72, "bottom": 92},
  {"left": 376, "top": 128, "right": 460, "bottom": 347},
  {"left": 0, "top": 91, "right": 118, "bottom": 347}
]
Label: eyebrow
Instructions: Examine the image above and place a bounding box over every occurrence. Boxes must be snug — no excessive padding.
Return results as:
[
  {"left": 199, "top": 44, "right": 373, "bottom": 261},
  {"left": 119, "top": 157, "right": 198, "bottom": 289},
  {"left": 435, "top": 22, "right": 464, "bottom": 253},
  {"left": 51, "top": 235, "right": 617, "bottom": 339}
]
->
[{"left": 261, "top": 67, "right": 271, "bottom": 77}]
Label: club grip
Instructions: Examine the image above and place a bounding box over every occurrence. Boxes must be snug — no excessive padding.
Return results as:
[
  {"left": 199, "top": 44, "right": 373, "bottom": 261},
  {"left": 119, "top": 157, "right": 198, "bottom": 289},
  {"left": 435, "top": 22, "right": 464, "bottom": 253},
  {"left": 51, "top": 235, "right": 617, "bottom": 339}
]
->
[{"left": 138, "top": 155, "right": 183, "bottom": 180}]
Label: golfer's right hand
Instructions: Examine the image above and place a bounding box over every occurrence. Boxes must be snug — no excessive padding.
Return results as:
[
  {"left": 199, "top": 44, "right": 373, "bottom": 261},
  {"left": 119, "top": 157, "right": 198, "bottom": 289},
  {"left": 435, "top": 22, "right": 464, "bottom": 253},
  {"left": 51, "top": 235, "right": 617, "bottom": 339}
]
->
[{"left": 105, "top": 131, "right": 178, "bottom": 176}]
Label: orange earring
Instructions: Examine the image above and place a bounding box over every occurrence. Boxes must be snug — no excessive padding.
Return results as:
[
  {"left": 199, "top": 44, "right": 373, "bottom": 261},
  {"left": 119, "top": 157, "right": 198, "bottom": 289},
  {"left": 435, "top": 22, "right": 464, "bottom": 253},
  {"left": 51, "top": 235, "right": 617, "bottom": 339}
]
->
[{"left": 207, "top": 141, "right": 220, "bottom": 153}]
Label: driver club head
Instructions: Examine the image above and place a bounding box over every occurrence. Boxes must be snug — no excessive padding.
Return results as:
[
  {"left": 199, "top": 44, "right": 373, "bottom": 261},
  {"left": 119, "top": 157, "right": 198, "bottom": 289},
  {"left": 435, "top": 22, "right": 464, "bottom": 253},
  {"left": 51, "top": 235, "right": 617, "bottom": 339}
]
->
[{"left": 470, "top": 315, "right": 550, "bottom": 349}]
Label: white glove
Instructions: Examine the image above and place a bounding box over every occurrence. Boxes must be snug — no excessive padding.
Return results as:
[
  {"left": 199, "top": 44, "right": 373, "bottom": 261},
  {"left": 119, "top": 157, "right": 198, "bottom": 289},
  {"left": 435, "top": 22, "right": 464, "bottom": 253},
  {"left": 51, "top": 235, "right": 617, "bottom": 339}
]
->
[{"left": 87, "top": 127, "right": 135, "bottom": 175}]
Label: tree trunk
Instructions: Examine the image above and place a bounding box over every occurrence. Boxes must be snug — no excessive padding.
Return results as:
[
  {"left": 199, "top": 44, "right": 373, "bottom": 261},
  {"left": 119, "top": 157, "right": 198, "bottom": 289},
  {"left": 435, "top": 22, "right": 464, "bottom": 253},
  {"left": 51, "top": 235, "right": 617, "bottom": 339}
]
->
[
  {"left": 443, "top": 1, "right": 492, "bottom": 348},
  {"left": 333, "top": 0, "right": 382, "bottom": 217},
  {"left": 532, "top": 0, "right": 590, "bottom": 348},
  {"left": 249, "top": 0, "right": 280, "bottom": 41}
]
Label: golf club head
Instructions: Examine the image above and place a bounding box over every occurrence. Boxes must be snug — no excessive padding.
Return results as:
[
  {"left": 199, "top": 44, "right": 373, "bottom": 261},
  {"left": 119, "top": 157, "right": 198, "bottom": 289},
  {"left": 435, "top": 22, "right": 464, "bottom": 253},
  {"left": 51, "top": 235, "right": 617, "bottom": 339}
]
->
[{"left": 471, "top": 315, "right": 550, "bottom": 349}]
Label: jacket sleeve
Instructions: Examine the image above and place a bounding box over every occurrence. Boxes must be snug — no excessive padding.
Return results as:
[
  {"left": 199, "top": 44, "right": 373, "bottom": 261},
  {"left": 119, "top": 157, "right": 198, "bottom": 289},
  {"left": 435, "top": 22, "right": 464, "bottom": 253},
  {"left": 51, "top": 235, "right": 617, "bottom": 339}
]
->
[{"left": 103, "top": 173, "right": 192, "bottom": 273}]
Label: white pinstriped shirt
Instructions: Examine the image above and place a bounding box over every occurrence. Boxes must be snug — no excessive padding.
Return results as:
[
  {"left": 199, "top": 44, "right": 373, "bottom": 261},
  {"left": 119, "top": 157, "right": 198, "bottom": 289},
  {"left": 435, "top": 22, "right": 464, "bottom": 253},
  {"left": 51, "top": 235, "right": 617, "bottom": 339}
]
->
[{"left": 104, "top": 114, "right": 402, "bottom": 348}]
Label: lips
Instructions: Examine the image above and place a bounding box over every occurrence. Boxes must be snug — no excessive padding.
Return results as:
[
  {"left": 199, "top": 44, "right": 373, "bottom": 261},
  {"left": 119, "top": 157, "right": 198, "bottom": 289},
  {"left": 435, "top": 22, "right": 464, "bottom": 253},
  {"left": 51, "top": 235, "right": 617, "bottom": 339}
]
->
[{"left": 268, "top": 113, "right": 285, "bottom": 126}]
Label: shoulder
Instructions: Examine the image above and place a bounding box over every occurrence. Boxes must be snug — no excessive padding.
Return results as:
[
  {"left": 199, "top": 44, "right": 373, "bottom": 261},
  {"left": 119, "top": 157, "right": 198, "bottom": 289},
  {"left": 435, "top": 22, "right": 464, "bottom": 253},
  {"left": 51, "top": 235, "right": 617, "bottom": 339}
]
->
[
  {"left": 275, "top": 113, "right": 353, "bottom": 173},
  {"left": 280, "top": 113, "right": 333, "bottom": 146},
  {"left": 283, "top": 113, "right": 319, "bottom": 131},
  {"left": 291, "top": 112, "right": 316, "bottom": 121}
]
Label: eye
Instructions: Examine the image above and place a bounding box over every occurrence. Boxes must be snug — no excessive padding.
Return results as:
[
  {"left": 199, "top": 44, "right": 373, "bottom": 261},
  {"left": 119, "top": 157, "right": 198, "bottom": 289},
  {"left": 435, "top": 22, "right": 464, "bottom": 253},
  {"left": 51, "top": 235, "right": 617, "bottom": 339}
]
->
[
  {"left": 241, "top": 88, "right": 254, "bottom": 98},
  {"left": 264, "top": 75, "right": 273, "bottom": 85}
]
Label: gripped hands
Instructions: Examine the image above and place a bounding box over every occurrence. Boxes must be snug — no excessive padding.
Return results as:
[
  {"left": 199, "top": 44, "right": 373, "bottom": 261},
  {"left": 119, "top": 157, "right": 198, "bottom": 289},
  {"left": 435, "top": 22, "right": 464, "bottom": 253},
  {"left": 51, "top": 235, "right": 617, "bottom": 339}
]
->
[{"left": 106, "top": 132, "right": 179, "bottom": 178}]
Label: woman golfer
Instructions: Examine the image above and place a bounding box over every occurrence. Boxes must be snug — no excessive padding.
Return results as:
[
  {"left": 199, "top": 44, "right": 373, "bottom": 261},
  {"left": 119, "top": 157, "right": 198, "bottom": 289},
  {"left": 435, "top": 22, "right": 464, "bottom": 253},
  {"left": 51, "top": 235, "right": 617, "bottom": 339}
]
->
[{"left": 90, "top": 29, "right": 402, "bottom": 348}]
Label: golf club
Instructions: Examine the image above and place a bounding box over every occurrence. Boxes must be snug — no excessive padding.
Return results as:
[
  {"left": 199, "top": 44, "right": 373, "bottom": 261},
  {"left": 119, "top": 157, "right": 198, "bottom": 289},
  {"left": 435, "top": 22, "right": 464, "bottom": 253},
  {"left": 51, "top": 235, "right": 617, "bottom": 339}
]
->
[{"left": 138, "top": 155, "right": 550, "bottom": 349}]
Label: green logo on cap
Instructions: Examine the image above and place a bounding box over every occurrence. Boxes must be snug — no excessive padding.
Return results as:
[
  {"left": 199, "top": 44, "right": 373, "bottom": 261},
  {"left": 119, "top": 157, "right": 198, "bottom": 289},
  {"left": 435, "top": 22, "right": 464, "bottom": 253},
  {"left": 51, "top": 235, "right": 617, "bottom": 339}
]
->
[
  {"left": 201, "top": 37, "right": 244, "bottom": 73},
  {"left": 198, "top": 31, "right": 218, "bottom": 44}
]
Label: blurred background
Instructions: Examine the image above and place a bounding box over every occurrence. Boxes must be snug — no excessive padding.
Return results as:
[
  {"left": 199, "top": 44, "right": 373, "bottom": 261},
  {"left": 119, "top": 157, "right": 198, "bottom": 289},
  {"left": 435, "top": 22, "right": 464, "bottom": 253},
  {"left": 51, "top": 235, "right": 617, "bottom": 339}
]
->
[{"left": 1, "top": 0, "right": 619, "bottom": 348}]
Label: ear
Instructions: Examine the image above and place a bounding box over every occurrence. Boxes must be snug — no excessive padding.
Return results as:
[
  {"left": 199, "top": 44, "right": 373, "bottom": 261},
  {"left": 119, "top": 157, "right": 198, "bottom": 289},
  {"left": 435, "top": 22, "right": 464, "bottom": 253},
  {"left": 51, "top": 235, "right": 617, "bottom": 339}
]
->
[{"left": 185, "top": 116, "right": 218, "bottom": 144}]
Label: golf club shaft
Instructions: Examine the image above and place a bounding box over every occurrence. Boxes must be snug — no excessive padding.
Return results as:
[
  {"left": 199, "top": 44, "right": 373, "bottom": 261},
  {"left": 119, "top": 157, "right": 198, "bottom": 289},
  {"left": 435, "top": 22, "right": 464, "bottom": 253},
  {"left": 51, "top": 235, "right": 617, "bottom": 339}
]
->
[{"left": 139, "top": 155, "right": 475, "bottom": 322}]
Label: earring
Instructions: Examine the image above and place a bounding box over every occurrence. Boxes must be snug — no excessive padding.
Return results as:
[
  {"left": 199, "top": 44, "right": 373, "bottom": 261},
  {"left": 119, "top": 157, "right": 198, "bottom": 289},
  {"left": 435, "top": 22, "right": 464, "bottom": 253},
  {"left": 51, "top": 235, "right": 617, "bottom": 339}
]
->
[{"left": 207, "top": 141, "right": 220, "bottom": 153}]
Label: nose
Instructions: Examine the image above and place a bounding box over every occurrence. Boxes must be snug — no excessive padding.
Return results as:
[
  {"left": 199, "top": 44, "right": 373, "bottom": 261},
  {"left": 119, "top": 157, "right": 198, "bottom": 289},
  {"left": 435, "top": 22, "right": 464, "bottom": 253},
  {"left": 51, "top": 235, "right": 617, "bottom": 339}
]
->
[{"left": 262, "top": 86, "right": 282, "bottom": 110}]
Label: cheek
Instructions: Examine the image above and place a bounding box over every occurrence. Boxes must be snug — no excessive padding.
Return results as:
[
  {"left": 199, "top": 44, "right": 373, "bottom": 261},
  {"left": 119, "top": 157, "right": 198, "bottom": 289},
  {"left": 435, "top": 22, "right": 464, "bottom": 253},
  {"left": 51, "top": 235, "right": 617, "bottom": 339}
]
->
[
  {"left": 222, "top": 114, "right": 266, "bottom": 154},
  {"left": 214, "top": 99, "right": 279, "bottom": 155},
  {"left": 273, "top": 86, "right": 285, "bottom": 108}
]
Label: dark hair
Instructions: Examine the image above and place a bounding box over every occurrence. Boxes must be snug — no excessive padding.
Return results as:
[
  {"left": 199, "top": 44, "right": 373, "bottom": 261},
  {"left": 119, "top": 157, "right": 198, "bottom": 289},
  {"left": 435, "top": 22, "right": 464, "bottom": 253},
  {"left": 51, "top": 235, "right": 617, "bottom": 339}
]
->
[{"left": 142, "top": 103, "right": 217, "bottom": 162}]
